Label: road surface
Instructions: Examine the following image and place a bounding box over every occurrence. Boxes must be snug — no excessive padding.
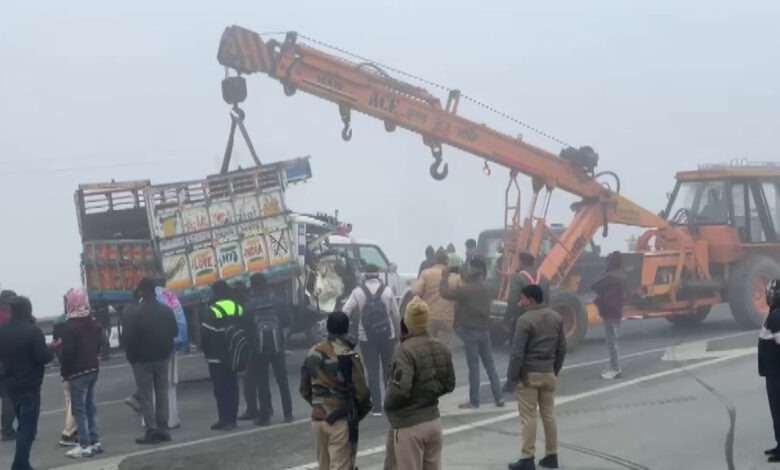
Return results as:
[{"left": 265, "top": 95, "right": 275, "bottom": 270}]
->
[{"left": 1, "top": 306, "right": 776, "bottom": 469}]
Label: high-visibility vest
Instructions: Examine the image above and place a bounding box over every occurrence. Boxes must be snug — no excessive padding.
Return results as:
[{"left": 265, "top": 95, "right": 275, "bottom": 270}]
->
[{"left": 210, "top": 300, "right": 243, "bottom": 319}]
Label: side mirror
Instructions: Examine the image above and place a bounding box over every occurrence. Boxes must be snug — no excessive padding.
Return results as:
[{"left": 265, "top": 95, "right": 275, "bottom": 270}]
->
[{"left": 388, "top": 263, "right": 398, "bottom": 273}]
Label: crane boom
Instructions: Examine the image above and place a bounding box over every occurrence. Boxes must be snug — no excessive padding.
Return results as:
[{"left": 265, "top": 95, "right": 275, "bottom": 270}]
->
[{"left": 217, "top": 26, "right": 692, "bottom": 286}]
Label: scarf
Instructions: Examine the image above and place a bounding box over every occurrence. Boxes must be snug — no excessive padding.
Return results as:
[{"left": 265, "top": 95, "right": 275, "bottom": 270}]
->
[{"left": 65, "top": 287, "right": 91, "bottom": 319}]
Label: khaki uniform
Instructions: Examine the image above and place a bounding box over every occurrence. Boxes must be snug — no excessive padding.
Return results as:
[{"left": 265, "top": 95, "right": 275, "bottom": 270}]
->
[
  {"left": 313, "top": 420, "right": 355, "bottom": 470},
  {"left": 515, "top": 372, "right": 558, "bottom": 458}
]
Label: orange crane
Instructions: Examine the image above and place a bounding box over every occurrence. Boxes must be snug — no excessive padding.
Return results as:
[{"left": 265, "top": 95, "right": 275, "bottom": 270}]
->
[{"left": 216, "top": 26, "right": 778, "bottom": 347}]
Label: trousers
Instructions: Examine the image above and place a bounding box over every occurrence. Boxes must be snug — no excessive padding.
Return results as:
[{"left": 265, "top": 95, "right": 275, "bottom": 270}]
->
[
  {"left": 360, "top": 339, "right": 396, "bottom": 412},
  {"left": 515, "top": 372, "right": 558, "bottom": 458},
  {"left": 458, "top": 327, "right": 502, "bottom": 405},
  {"left": 132, "top": 360, "right": 170, "bottom": 433},
  {"left": 69, "top": 372, "right": 100, "bottom": 447},
  {"left": 1, "top": 380, "right": 15, "bottom": 437},
  {"left": 384, "top": 418, "right": 443, "bottom": 470},
  {"left": 767, "top": 376, "right": 780, "bottom": 445},
  {"left": 61, "top": 381, "right": 77, "bottom": 437},
  {"left": 209, "top": 362, "right": 239, "bottom": 425},
  {"left": 603, "top": 318, "right": 621, "bottom": 371},
  {"left": 11, "top": 393, "right": 40, "bottom": 470},
  {"left": 313, "top": 420, "right": 355, "bottom": 470}
]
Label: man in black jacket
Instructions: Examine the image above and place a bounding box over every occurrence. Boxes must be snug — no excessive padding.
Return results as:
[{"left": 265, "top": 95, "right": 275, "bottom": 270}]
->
[
  {"left": 760, "top": 279, "right": 780, "bottom": 463},
  {"left": 0, "top": 296, "right": 54, "bottom": 470},
  {"left": 243, "top": 273, "right": 293, "bottom": 426},
  {"left": 123, "top": 278, "right": 178, "bottom": 444}
]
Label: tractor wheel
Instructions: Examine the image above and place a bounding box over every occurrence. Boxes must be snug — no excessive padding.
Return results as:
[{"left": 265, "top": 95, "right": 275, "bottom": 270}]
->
[
  {"left": 664, "top": 306, "right": 712, "bottom": 328},
  {"left": 549, "top": 288, "right": 588, "bottom": 351},
  {"left": 728, "top": 256, "right": 780, "bottom": 328}
]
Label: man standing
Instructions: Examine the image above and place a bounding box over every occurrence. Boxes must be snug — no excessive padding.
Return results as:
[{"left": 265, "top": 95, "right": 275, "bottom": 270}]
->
[
  {"left": 244, "top": 273, "right": 293, "bottom": 426},
  {"left": 0, "top": 296, "right": 54, "bottom": 470},
  {"left": 124, "top": 278, "right": 178, "bottom": 444},
  {"left": 0, "top": 289, "right": 17, "bottom": 442},
  {"left": 446, "top": 243, "right": 463, "bottom": 268},
  {"left": 300, "top": 311, "right": 371, "bottom": 470},
  {"left": 760, "top": 279, "right": 780, "bottom": 463},
  {"left": 440, "top": 258, "right": 503, "bottom": 409},
  {"left": 202, "top": 280, "right": 244, "bottom": 431},
  {"left": 412, "top": 249, "right": 460, "bottom": 348},
  {"left": 505, "top": 253, "right": 549, "bottom": 341},
  {"left": 60, "top": 288, "right": 103, "bottom": 458},
  {"left": 384, "top": 297, "right": 456, "bottom": 470},
  {"left": 418, "top": 246, "right": 436, "bottom": 278},
  {"left": 342, "top": 264, "right": 400, "bottom": 417},
  {"left": 464, "top": 238, "right": 478, "bottom": 264},
  {"left": 507, "top": 285, "right": 566, "bottom": 470},
  {"left": 592, "top": 251, "right": 626, "bottom": 380}
]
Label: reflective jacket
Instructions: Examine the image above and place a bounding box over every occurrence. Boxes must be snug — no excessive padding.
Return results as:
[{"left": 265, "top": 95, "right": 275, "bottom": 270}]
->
[{"left": 201, "top": 299, "right": 243, "bottom": 364}]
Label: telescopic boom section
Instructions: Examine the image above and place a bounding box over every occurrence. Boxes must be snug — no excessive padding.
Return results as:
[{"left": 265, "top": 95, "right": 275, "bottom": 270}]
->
[
  {"left": 219, "top": 26, "right": 603, "bottom": 198},
  {"left": 217, "top": 25, "right": 680, "bottom": 284}
]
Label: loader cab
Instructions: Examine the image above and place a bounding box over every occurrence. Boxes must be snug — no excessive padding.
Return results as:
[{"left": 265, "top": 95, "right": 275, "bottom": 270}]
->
[{"left": 664, "top": 164, "right": 780, "bottom": 245}]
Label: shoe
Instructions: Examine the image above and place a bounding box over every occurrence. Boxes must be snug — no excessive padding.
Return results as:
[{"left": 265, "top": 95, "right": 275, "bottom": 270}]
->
[
  {"left": 154, "top": 432, "right": 171, "bottom": 442},
  {"left": 601, "top": 369, "right": 622, "bottom": 380},
  {"left": 370, "top": 410, "right": 384, "bottom": 417},
  {"left": 458, "top": 402, "right": 479, "bottom": 410},
  {"left": 59, "top": 434, "right": 78, "bottom": 447},
  {"left": 238, "top": 411, "right": 259, "bottom": 421},
  {"left": 539, "top": 454, "right": 558, "bottom": 469},
  {"left": 284, "top": 415, "right": 295, "bottom": 424},
  {"left": 1, "top": 431, "right": 16, "bottom": 442},
  {"left": 766, "top": 447, "right": 778, "bottom": 456},
  {"left": 254, "top": 417, "right": 271, "bottom": 427},
  {"left": 65, "top": 446, "right": 94, "bottom": 458},
  {"left": 495, "top": 400, "right": 505, "bottom": 408},
  {"left": 508, "top": 457, "right": 535, "bottom": 470},
  {"left": 90, "top": 443, "right": 104, "bottom": 455},
  {"left": 769, "top": 453, "right": 780, "bottom": 463},
  {"left": 135, "top": 432, "right": 161, "bottom": 445},
  {"left": 212, "top": 422, "right": 237, "bottom": 431}
]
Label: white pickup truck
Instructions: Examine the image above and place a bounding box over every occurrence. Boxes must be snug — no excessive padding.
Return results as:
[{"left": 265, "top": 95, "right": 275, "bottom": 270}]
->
[{"left": 291, "top": 213, "right": 416, "bottom": 342}]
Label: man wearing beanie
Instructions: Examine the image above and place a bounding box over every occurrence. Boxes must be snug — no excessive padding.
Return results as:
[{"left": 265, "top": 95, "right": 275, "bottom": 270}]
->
[
  {"left": 412, "top": 249, "right": 461, "bottom": 348},
  {"left": 384, "top": 297, "right": 455, "bottom": 470},
  {"left": 300, "top": 312, "right": 371, "bottom": 470}
]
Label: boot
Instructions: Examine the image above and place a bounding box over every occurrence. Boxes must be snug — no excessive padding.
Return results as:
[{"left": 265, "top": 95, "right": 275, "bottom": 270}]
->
[
  {"left": 539, "top": 454, "right": 558, "bottom": 469},
  {"left": 508, "top": 457, "right": 535, "bottom": 470}
]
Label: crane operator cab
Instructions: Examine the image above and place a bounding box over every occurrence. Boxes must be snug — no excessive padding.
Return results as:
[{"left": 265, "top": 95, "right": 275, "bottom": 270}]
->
[{"left": 662, "top": 160, "right": 780, "bottom": 327}]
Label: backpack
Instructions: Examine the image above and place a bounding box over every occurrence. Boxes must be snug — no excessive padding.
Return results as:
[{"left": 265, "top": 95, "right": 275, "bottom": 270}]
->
[
  {"left": 213, "top": 303, "right": 250, "bottom": 373},
  {"left": 224, "top": 323, "right": 250, "bottom": 372},
  {"left": 360, "top": 284, "right": 392, "bottom": 342},
  {"left": 252, "top": 295, "right": 283, "bottom": 355}
]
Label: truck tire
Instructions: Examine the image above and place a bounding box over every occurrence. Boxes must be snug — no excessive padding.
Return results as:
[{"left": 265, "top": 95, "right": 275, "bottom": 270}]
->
[
  {"left": 728, "top": 255, "right": 780, "bottom": 328},
  {"left": 549, "top": 288, "right": 588, "bottom": 351},
  {"left": 664, "top": 306, "right": 712, "bottom": 327}
]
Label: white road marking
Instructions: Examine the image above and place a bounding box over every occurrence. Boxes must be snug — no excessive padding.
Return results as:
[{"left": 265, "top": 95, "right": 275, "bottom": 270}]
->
[
  {"left": 48, "top": 330, "right": 756, "bottom": 469},
  {"left": 662, "top": 337, "right": 754, "bottom": 361},
  {"left": 285, "top": 347, "right": 756, "bottom": 470}
]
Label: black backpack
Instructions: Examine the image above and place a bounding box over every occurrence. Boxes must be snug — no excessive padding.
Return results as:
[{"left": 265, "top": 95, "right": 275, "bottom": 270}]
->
[
  {"left": 213, "top": 303, "right": 250, "bottom": 373},
  {"left": 360, "top": 284, "right": 392, "bottom": 342},
  {"left": 252, "top": 296, "right": 283, "bottom": 355}
]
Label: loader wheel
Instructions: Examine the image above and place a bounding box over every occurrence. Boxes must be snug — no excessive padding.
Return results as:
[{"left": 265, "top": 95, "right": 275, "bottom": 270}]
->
[
  {"left": 549, "top": 288, "right": 588, "bottom": 351},
  {"left": 728, "top": 256, "right": 780, "bottom": 328},
  {"left": 664, "top": 306, "right": 712, "bottom": 328}
]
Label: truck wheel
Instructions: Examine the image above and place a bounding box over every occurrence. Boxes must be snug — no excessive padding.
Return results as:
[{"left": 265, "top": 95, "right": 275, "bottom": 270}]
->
[
  {"left": 549, "top": 288, "right": 588, "bottom": 351},
  {"left": 728, "top": 256, "right": 780, "bottom": 328},
  {"left": 664, "top": 306, "right": 712, "bottom": 327}
]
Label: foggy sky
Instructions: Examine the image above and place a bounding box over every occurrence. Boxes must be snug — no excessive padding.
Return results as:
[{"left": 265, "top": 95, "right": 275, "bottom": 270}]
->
[{"left": 1, "top": 0, "right": 778, "bottom": 316}]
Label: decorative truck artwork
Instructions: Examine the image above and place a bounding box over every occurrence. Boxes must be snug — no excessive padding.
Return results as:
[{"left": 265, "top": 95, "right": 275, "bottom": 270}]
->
[{"left": 75, "top": 157, "right": 312, "bottom": 306}]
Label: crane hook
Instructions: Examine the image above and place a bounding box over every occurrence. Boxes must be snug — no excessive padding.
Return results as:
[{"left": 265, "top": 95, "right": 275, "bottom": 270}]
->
[
  {"left": 430, "top": 157, "right": 449, "bottom": 181},
  {"left": 339, "top": 104, "right": 352, "bottom": 142},
  {"left": 341, "top": 126, "right": 353, "bottom": 141}
]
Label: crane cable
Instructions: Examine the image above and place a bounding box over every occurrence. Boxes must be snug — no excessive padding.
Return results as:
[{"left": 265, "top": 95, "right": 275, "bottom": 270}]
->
[{"left": 258, "top": 32, "right": 573, "bottom": 149}]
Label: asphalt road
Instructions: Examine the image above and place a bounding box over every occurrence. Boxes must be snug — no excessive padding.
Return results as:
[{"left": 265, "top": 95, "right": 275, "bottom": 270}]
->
[{"left": 1, "top": 306, "right": 772, "bottom": 469}]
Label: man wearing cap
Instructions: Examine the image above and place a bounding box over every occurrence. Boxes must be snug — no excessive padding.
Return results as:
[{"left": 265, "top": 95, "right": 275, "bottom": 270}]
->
[
  {"left": 384, "top": 297, "right": 456, "bottom": 470},
  {"left": 0, "top": 289, "right": 17, "bottom": 441}
]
